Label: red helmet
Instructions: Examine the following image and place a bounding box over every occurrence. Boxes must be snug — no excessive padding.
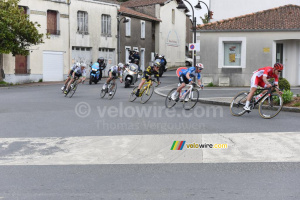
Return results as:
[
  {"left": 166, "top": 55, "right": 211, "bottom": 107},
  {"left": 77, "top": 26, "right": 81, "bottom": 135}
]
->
[{"left": 274, "top": 63, "right": 283, "bottom": 71}]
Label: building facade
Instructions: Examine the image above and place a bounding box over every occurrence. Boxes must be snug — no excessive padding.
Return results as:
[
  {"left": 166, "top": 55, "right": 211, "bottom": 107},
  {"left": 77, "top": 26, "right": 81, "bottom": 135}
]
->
[{"left": 197, "top": 5, "right": 300, "bottom": 86}]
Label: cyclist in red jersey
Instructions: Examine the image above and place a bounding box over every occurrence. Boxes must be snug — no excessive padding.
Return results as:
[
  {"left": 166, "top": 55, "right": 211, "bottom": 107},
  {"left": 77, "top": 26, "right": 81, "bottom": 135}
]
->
[{"left": 243, "top": 63, "right": 283, "bottom": 111}]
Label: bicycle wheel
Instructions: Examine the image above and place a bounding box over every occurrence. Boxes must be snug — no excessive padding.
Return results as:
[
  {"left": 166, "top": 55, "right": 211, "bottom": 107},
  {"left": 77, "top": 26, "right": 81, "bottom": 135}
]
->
[
  {"left": 165, "top": 88, "right": 178, "bottom": 108},
  {"left": 129, "top": 86, "right": 138, "bottom": 102},
  {"left": 183, "top": 88, "right": 199, "bottom": 110},
  {"left": 230, "top": 91, "right": 248, "bottom": 116},
  {"left": 100, "top": 84, "right": 107, "bottom": 98},
  {"left": 68, "top": 81, "right": 78, "bottom": 98},
  {"left": 259, "top": 92, "right": 283, "bottom": 119},
  {"left": 108, "top": 82, "right": 117, "bottom": 100},
  {"left": 141, "top": 84, "right": 154, "bottom": 104}
]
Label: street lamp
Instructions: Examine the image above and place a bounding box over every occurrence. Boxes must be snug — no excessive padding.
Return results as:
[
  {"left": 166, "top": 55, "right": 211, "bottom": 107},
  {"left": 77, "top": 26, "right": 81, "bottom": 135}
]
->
[
  {"left": 195, "top": 1, "right": 210, "bottom": 23},
  {"left": 177, "top": 0, "right": 197, "bottom": 67},
  {"left": 117, "top": 12, "right": 129, "bottom": 64}
]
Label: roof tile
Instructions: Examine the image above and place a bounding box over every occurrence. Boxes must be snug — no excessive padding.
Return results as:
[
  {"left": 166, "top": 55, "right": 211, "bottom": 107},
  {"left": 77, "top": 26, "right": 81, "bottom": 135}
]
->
[{"left": 197, "top": 4, "right": 300, "bottom": 31}]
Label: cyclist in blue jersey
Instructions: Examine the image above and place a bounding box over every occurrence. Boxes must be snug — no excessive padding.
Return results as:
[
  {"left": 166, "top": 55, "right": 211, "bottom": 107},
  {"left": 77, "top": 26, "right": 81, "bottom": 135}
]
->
[{"left": 171, "top": 63, "right": 204, "bottom": 100}]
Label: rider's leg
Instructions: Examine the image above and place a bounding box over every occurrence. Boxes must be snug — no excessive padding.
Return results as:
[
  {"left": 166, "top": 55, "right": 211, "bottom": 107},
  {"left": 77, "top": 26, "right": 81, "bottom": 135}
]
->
[
  {"left": 66, "top": 77, "right": 75, "bottom": 92},
  {"left": 136, "top": 78, "right": 146, "bottom": 96}
]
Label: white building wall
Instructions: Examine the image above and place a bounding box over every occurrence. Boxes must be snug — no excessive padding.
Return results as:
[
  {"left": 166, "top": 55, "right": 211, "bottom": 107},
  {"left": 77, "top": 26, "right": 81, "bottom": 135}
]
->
[
  {"left": 210, "top": 0, "right": 300, "bottom": 22},
  {"left": 156, "top": 0, "right": 186, "bottom": 67},
  {"left": 3, "top": 0, "right": 69, "bottom": 83},
  {"left": 70, "top": 0, "right": 119, "bottom": 76}
]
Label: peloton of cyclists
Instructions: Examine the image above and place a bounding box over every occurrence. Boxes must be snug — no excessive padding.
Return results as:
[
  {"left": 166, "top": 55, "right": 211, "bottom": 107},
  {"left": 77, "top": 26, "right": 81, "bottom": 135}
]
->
[
  {"left": 243, "top": 63, "right": 283, "bottom": 111},
  {"left": 171, "top": 63, "right": 204, "bottom": 101}
]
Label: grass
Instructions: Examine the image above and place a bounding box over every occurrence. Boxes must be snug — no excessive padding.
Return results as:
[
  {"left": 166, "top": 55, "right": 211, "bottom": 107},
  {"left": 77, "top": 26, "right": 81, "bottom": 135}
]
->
[{"left": 206, "top": 82, "right": 215, "bottom": 87}]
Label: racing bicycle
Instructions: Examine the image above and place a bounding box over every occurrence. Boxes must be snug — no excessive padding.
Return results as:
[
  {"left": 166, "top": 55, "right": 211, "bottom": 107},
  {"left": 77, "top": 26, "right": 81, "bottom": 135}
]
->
[
  {"left": 100, "top": 77, "right": 118, "bottom": 100},
  {"left": 64, "top": 77, "right": 79, "bottom": 98},
  {"left": 165, "top": 82, "right": 200, "bottom": 110},
  {"left": 129, "top": 78, "right": 159, "bottom": 104},
  {"left": 230, "top": 85, "right": 283, "bottom": 119}
]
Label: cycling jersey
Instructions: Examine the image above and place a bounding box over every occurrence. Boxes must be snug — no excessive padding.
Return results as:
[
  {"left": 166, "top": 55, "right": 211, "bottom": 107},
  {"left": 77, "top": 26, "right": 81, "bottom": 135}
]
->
[
  {"left": 69, "top": 65, "right": 79, "bottom": 77},
  {"left": 180, "top": 67, "right": 201, "bottom": 80},
  {"left": 251, "top": 66, "right": 278, "bottom": 88},
  {"left": 143, "top": 66, "right": 160, "bottom": 81},
  {"left": 74, "top": 68, "right": 87, "bottom": 77},
  {"left": 109, "top": 65, "right": 122, "bottom": 77}
]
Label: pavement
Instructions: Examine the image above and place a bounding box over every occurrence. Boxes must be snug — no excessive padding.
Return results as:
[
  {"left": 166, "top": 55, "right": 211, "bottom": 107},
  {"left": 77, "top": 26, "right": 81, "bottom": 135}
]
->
[{"left": 155, "top": 83, "right": 300, "bottom": 113}]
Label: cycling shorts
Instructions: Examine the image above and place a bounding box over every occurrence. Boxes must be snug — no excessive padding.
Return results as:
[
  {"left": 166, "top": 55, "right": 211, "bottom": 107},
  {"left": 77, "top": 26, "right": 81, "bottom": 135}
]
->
[
  {"left": 251, "top": 74, "right": 267, "bottom": 88},
  {"left": 179, "top": 74, "right": 190, "bottom": 84},
  {"left": 108, "top": 70, "right": 118, "bottom": 79},
  {"left": 68, "top": 70, "right": 74, "bottom": 77}
]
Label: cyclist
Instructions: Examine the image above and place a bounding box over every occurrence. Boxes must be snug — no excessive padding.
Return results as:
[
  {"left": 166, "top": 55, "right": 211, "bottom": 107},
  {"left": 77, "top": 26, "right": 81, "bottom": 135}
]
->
[
  {"left": 135, "top": 61, "right": 161, "bottom": 97},
  {"left": 171, "top": 63, "right": 204, "bottom": 100},
  {"left": 102, "top": 63, "right": 124, "bottom": 95},
  {"left": 61, "top": 62, "right": 80, "bottom": 91},
  {"left": 64, "top": 63, "right": 87, "bottom": 94},
  {"left": 243, "top": 63, "right": 283, "bottom": 111}
]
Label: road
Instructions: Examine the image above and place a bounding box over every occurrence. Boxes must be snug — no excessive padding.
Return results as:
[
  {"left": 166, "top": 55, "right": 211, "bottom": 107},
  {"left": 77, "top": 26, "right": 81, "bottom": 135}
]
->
[{"left": 0, "top": 70, "right": 300, "bottom": 199}]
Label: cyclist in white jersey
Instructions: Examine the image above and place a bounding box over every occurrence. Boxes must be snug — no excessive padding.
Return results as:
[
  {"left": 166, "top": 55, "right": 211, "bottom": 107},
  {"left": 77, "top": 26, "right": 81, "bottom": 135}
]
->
[{"left": 103, "top": 63, "right": 124, "bottom": 95}]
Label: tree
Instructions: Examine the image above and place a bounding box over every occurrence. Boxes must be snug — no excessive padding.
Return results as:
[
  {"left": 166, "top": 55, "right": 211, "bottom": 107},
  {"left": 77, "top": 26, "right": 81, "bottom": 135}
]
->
[
  {"left": 0, "top": 0, "right": 44, "bottom": 56},
  {"left": 200, "top": 13, "right": 209, "bottom": 24}
]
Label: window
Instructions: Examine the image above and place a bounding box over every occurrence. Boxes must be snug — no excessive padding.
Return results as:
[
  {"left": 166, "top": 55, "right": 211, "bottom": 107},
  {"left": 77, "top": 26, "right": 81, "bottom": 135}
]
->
[
  {"left": 125, "top": 17, "right": 131, "bottom": 37},
  {"left": 101, "top": 14, "right": 111, "bottom": 36},
  {"left": 224, "top": 43, "right": 241, "bottom": 66},
  {"left": 77, "top": 11, "right": 88, "bottom": 34},
  {"left": 218, "top": 37, "right": 246, "bottom": 68},
  {"left": 172, "top": 9, "right": 175, "bottom": 24},
  {"left": 47, "top": 10, "right": 60, "bottom": 35},
  {"left": 141, "top": 21, "right": 145, "bottom": 39}
]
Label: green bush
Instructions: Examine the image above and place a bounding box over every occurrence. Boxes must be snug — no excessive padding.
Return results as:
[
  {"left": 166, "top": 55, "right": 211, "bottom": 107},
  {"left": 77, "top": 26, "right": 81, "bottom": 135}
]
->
[
  {"left": 278, "top": 78, "right": 290, "bottom": 91},
  {"left": 274, "top": 90, "right": 293, "bottom": 104},
  {"left": 38, "top": 79, "right": 43, "bottom": 82},
  {"left": 206, "top": 82, "right": 215, "bottom": 87}
]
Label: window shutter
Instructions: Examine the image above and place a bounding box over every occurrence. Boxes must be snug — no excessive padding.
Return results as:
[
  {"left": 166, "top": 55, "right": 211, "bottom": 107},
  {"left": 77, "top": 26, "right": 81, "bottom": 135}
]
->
[
  {"left": 108, "top": 16, "right": 111, "bottom": 35},
  {"left": 126, "top": 18, "right": 131, "bottom": 36}
]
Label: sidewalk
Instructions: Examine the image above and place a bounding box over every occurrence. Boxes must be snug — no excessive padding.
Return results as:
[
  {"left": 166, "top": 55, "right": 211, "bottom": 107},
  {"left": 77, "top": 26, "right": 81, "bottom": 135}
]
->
[
  {"left": 155, "top": 84, "right": 300, "bottom": 113},
  {"left": 0, "top": 81, "right": 64, "bottom": 89}
]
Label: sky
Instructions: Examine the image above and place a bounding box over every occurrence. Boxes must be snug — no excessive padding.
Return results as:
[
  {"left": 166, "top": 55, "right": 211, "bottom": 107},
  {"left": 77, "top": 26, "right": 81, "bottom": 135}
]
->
[{"left": 183, "top": 0, "right": 210, "bottom": 25}]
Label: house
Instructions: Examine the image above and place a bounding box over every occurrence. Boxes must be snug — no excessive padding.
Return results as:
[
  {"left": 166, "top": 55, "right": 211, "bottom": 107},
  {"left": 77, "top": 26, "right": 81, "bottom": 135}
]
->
[
  {"left": 2, "top": 0, "right": 120, "bottom": 83},
  {"left": 121, "top": 0, "right": 187, "bottom": 68},
  {"left": 196, "top": 4, "right": 300, "bottom": 86},
  {"left": 118, "top": 5, "right": 161, "bottom": 71},
  {"left": 209, "top": 0, "right": 300, "bottom": 23},
  {"left": 69, "top": 0, "right": 120, "bottom": 78},
  {"left": 3, "top": 0, "right": 69, "bottom": 83}
]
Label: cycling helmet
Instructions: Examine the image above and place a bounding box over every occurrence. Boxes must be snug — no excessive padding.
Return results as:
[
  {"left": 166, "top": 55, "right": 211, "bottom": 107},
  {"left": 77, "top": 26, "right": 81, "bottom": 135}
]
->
[
  {"left": 75, "top": 62, "right": 80, "bottom": 67},
  {"left": 274, "top": 63, "right": 283, "bottom": 71},
  {"left": 97, "top": 57, "right": 104, "bottom": 62},
  {"left": 80, "top": 63, "right": 86, "bottom": 68},
  {"left": 118, "top": 63, "right": 124, "bottom": 69},
  {"left": 196, "top": 63, "right": 204, "bottom": 70},
  {"left": 153, "top": 62, "right": 161, "bottom": 68}
]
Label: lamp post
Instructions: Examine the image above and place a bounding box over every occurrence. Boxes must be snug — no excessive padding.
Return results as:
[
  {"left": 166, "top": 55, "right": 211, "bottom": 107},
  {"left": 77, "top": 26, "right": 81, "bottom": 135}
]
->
[
  {"left": 177, "top": 0, "right": 197, "bottom": 67},
  {"left": 117, "top": 13, "right": 129, "bottom": 64},
  {"left": 195, "top": 1, "right": 210, "bottom": 23}
]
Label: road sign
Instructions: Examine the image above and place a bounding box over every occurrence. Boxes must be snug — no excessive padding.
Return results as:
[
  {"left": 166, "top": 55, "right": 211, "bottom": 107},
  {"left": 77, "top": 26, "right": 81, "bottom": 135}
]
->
[
  {"left": 189, "top": 43, "right": 200, "bottom": 51},
  {"left": 176, "top": 67, "right": 188, "bottom": 77}
]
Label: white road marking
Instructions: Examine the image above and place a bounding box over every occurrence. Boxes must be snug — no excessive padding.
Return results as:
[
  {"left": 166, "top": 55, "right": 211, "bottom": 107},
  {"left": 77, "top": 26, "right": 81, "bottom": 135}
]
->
[{"left": 0, "top": 132, "right": 299, "bottom": 165}]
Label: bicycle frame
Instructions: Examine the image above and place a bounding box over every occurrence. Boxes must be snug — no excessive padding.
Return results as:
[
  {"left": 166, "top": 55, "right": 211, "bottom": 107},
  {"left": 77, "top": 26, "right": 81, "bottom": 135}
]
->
[
  {"left": 250, "top": 86, "right": 280, "bottom": 108},
  {"left": 140, "top": 79, "right": 157, "bottom": 95}
]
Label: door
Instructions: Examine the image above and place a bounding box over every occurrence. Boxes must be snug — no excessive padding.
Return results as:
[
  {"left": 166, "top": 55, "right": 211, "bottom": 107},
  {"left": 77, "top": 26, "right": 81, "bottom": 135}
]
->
[
  {"left": 276, "top": 43, "right": 283, "bottom": 78},
  {"left": 99, "top": 48, "right": 115, "bottom": 75},
  {"left": 43, "top": 51, "right": 64, "bottom": 81}
]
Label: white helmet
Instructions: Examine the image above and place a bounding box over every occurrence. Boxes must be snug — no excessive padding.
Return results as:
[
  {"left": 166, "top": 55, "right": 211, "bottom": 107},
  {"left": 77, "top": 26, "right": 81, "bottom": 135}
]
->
[
  {"left": 118, "top": 63, "right": 124, "bottom": 68},
  {"left": 80, "top": 63, "right": 86, "bottom": 68},
  {"left": 196, "top": 63, "right": 204, "bottom": 70},
  {"left": 75, "top": 62, "right": 80, "bottom": 67}
]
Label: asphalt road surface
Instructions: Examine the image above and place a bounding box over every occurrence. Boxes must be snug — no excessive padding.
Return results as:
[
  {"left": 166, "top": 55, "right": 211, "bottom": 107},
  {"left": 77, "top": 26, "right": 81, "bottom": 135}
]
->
[{"left": 0, "top": 70, "right": 300, "bottom": 199}]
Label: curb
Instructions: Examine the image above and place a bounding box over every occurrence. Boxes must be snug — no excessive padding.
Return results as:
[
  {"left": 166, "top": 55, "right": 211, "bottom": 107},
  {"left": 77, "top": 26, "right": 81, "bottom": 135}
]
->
[{"left": 154, "top": 86, "right": 300, "bottom": 113}]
